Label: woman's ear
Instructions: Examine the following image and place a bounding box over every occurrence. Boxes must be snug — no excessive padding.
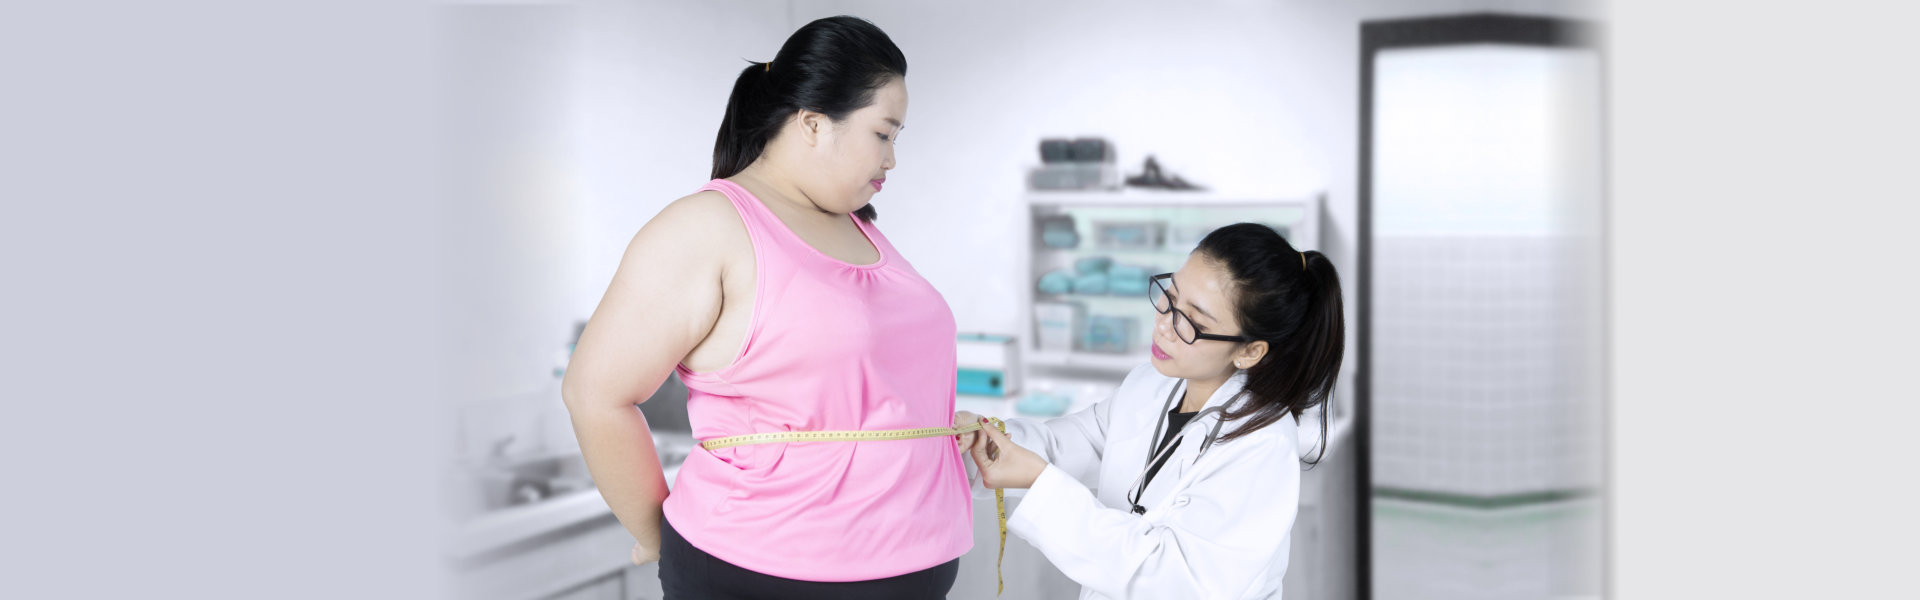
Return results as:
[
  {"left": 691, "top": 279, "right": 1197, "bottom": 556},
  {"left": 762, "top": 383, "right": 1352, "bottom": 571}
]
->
[
  {"left": 1235, "top": 341, "right": 1269, "bottom": 369},
  {"left": 796, "top": 110, "right": 826, "bottom": 147}
]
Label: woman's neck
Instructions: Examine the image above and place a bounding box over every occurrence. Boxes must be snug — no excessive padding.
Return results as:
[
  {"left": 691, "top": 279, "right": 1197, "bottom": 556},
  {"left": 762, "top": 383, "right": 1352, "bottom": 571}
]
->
[{"left": 732, "top": 165, "right": 826, "bottom": 217}]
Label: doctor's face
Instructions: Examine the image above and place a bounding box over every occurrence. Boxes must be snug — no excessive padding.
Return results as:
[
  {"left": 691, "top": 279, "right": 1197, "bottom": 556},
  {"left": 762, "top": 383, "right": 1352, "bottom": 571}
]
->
[{"left": 1148, "top": 253, "right": 1247, "bottom": 381}]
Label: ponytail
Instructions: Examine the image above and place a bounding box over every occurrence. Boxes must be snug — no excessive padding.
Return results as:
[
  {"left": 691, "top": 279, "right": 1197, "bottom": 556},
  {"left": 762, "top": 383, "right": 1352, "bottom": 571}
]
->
[
  {"left": 711, "top": 62, "right": 775, "bottom": 182},
  {"left": 709, "top": 16, "right": 904, "bottom": 223},
  {"left": 1194, "top": 225, "right": 1346, "bottom": 465}
]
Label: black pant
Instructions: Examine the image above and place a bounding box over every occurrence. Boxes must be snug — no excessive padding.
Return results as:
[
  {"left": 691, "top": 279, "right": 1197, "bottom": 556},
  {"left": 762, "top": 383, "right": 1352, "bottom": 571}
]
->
[{"left": 658, "top": 516, "right": 959, "bottom": 600}]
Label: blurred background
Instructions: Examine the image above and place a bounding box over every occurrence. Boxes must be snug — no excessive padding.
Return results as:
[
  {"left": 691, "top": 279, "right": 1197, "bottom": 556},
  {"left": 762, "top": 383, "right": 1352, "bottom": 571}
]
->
[
  {"left": 435, "top": 1, "right": 1604, "bottom": 599},
  {"left": 14, "top": 1, "right": 1917, "bottom": 599}
]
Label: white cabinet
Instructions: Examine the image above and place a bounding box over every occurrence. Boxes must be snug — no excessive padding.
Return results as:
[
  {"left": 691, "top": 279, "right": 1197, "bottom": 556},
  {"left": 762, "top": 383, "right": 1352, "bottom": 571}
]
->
[
  {"left": 450, "top": 513, "right": 639, "bottom": 600},
  {"left": 1019, "top": 191, "right": 1322, "bottom": 391},
  {"left": 547, "top": 570, "right": 625, "bottom": 600}
]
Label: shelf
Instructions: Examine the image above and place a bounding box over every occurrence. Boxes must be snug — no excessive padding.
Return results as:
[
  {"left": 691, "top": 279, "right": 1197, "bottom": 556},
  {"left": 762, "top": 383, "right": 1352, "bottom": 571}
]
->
[
  {"left": 1035, "top": 293, "right": 1152, "bottom": 304},
  {"left": 1033, "top": 246, "right": 1201, "bottom": 257},
  {"left": 1017, "top": 193, "right": 1321, "bottom": 391},
  {"left": 1026, "top": 190, "right": 1320, "bottom": 206},
  {"left": 1026, "top": 350, "right": 1147, "bottom": 373}
]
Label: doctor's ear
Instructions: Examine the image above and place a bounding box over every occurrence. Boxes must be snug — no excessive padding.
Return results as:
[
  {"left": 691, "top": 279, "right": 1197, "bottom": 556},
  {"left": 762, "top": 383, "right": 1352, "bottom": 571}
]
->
[{"left": 1234, "top": 341, "right": 1268, "bottom": 370}]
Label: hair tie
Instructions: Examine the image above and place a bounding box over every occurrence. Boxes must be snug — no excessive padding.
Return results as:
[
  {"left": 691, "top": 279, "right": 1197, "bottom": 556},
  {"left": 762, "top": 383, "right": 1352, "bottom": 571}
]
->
[
  {"left": 764, "top": 61, "right": 771, "bottom": 72},
  {"left": 1299, "top": 251, "right": 1306, "bottom": 270}
]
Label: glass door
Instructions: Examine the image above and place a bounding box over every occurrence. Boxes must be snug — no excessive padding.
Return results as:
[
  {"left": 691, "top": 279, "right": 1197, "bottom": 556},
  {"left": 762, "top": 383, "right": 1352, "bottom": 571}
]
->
[{"left": 1359, "top": 15, "right": 1606, "bottom": 600}]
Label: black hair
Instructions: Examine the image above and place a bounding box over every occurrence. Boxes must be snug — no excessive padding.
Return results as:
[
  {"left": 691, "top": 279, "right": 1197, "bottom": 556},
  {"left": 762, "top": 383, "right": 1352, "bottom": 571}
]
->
[
  {"left": 710, "top": 15, "right": 906, "bottom": 223},
  {"left": 1193, "top": 223, "right": 1345, "bottom": 464}
]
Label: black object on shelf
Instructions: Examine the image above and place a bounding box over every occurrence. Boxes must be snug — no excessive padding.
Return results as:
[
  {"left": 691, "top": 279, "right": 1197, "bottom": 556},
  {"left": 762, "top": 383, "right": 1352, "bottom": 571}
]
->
[
  {"left": 1067, "top": 138, "right": 1114, "bottom": 163},
  {"left": 1124, "top": 155, "right": 1206, "bottom": 191},
  {"left": 1039, "top": 138, "right": 1073, "bottom": 163},
  {"left": 1032, "top": 136, "right": 1122, "bottom": 190}
]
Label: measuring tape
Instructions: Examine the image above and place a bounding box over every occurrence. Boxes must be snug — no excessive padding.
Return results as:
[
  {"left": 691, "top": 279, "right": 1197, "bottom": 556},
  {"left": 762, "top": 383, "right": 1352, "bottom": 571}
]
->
[{"left": 699, "top": 417, "right": 1011, "bottom": 596}]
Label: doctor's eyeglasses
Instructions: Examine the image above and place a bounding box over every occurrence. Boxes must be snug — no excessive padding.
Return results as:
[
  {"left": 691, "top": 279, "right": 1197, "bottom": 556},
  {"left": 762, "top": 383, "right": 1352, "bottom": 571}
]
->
[{"left": 1148, "top": 273, "right": 1250, "bottom": 345}]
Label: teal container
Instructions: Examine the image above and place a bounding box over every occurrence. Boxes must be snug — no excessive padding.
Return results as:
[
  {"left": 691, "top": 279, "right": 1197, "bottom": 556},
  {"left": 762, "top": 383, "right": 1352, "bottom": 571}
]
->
[
  {"left": 1107, "top": 264, "right": 1150, "bottom": 296},
  {"left": 1073, "top": 256, "right": 1113, "bottom": 276},
  {"left": 957, "top": 368, "right": 1009, "bottom": 396},
  {"left": 1037, "top": 269, "right": 1074, "bottom": 295},
  {"left": 1071, "top": 272, "right": 1110, "bottom": 295}
]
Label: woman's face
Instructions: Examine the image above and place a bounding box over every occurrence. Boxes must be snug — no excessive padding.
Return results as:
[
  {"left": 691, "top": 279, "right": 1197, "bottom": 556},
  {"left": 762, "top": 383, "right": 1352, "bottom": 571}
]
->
[
  {"left": 800, "top": 77, "right": 905, "bottom": 214},
  {"left": 1149, "top": 253, "right": 1252, "bottom": 382}
]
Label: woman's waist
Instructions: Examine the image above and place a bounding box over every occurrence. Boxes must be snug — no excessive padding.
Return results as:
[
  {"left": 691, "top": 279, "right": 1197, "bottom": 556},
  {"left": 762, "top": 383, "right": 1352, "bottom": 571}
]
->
[
  {"left": 674, "top": 441, "right": 968, "bottom": 501},
  {"left": 683, "top": 395, "right": 955, "bottom": 435}
]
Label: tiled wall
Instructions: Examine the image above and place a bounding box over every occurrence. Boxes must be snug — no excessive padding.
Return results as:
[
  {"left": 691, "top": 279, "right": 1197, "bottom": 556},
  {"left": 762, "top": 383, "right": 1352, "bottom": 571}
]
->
[{"left": 1372, "top": 235, "right": 1603, "bottom": 497}]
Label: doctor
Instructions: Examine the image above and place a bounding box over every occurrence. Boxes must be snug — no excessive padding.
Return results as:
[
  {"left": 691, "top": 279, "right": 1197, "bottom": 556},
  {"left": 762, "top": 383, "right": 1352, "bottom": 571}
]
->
[{"left": 959, "top": 223, "right": 1345, "bottom": 600}]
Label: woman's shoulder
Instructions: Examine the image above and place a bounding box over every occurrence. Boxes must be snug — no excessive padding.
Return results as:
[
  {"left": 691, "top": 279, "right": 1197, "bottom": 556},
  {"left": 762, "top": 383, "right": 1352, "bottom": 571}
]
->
[
  {"left": 1120, "top": 362, "right": 1166, "bottom": 389},
  {"left": 1108, "top": 363, "right": 1173, "bottom": 408},
  {"left": 651, "top": 189, "right": 741, "bottom": 229},
  {"left": 1219, "top": 406, "right": 1305, "bottom": 460},
  {"left": 639, "top": 190, "right": 748, "bottom": 240},
  {"left": 625, "top": 189, "right": 750, "bottom": 265}
]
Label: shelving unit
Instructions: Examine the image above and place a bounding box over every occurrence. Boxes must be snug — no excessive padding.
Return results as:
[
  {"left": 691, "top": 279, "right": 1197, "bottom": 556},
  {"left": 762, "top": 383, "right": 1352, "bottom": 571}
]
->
[{"left": 1017, "top": 191, "right": 1323, "bottom": 393}]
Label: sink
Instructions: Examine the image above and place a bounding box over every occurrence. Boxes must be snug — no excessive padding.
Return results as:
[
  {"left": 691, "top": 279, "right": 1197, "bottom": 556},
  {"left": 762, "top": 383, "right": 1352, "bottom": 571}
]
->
[
  {"left": 500, "top": 451, "right": 595, "bottom": 505},
  {"left": 445, "top": 428, "right": 699, "bottom": 524},
  {"left": 445, "top": 449, "right": 594, "bottom": 520}
]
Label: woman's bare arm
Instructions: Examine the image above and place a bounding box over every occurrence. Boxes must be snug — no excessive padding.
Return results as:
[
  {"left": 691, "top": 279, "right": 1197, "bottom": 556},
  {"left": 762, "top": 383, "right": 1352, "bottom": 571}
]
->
[{"left": 561, "top": 192, "right": 741, "bottom": 563}]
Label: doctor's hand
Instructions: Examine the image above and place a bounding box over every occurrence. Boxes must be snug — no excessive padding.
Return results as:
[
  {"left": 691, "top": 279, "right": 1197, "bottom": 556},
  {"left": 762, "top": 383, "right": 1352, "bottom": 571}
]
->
[
  {"left": 953, "top": 411, "right": 983, "bottom": 451},
  {"left": 968, "top": 417, "right": 1048, "bottom": 489}
]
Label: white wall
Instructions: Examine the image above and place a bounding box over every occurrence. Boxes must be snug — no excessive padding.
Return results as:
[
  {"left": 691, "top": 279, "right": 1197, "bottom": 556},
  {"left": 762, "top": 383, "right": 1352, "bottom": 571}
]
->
[
  {"left": 561, "top": 0, "right": 1603, "bottom": 366},
  {"left": 572, "top": 0, "right": 795, "bottom": 317}
]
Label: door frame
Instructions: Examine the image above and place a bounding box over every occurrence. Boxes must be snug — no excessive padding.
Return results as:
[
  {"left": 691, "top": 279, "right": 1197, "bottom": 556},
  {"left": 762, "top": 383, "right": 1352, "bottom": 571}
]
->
[{"left": 1355, "top": 13, "right": 1604, "bottom": 600}]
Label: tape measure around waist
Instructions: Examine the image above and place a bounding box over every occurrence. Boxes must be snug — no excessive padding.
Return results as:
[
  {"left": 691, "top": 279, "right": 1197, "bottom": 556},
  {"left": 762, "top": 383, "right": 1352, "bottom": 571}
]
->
[
  {"left": 696, "top": 418, "right": 1011, "bottom": 597},
  {"left": 696, "top": 422, "right": 991, "bottom": 450}
]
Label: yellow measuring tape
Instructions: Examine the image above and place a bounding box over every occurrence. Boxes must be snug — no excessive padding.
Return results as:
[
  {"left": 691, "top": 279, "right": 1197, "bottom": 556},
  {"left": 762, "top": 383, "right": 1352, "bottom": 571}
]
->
[{"left": 699, "top": 417, "right": 1011, "bottom": 596}]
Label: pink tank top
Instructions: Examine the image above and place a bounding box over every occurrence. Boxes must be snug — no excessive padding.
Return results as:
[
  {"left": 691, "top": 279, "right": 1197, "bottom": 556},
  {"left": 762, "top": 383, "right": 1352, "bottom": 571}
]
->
[{"left": 661, "top": 179, "right": 971, "bottom": 581}]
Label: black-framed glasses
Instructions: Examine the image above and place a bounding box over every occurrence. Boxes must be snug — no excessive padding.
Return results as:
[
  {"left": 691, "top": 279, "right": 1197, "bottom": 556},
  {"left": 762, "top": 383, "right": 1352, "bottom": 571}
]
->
[{"left": 1148, "top": 273, "right": 1250, "bottom": 345}]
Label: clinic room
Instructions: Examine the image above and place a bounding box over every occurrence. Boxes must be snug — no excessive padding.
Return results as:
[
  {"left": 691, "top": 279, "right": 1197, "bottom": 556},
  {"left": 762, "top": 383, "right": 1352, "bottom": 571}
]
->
[{"left": 438, "top": 1, "right": 1606, "bottom": 598}]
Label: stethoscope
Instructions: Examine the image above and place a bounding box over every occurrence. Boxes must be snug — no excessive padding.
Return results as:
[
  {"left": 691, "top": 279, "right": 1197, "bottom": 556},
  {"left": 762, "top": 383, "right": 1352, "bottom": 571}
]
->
[{"left": 1126, "top": 379, "right": 1229, "bottom": 515}]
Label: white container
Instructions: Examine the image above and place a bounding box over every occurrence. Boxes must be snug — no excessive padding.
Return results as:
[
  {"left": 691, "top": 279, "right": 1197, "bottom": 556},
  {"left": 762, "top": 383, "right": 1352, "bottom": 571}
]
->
[
  {"left": 957, "top": 333, "right": 1022, "bottom": 396},
  {"left": 1032, "top": 302, "right": 1081, "bottom": 354}
]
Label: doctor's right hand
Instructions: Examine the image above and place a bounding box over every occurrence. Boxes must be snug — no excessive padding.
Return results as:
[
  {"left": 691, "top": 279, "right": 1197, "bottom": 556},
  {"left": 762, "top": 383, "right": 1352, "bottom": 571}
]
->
[
  {"left": 953, "top": 411, "right": 983, "bottom": 450},
  {"left": 968, "top": 417, "right": 1049, "bottom": 490}
]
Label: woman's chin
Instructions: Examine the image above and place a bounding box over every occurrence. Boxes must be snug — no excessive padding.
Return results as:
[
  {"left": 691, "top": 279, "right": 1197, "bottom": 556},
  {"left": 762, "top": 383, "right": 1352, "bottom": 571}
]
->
[{"left": 1149, "top": 356, "right": 1178, "bottom": 378}]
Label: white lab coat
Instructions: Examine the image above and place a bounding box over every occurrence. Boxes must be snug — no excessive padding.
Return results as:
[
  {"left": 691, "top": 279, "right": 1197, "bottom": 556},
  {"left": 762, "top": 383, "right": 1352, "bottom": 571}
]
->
[{"left": 993, "top": 363, "right": 1310, "bottom": 600}]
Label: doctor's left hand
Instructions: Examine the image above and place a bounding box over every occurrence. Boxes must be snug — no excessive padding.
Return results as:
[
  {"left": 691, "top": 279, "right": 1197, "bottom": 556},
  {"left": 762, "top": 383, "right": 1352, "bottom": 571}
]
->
[{"left": 968, "top": 417, "right": 1048, "bottom": 489}]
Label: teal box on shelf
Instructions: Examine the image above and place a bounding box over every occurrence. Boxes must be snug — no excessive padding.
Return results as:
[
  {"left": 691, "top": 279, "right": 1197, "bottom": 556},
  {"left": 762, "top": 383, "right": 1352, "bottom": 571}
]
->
[
  {"left": 1079, "top": 315, "right": 1135, "bottom": 354},
  {"left": 1037, "top": 269, "right": 1075, "bottom": 295},
  {"left": 1037, "top": 214, "right": 1080, "bottom": 249},
  {"left": 956, "top": 333, "right": 1021, "bottom": 396},
  {"left": 958, "top": 368, "right": 1010, "bottom": 397},
  {"left": 1016, "top": 391, "right": 1071, "bottom": 417},
  {"left": 1071, "top": 272, "right": 1111, "bottom": 295},
  {"left": 1107, "top": 264, "right": 1151, "bottom": 296},
  {"left": 1073, "top": 256, "right": 1113, "bottom": 276}
]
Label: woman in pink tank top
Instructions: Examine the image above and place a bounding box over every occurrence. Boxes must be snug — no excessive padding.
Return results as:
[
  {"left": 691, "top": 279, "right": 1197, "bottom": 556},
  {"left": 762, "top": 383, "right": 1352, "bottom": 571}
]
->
[{"left": 561, "top": 16, "right": 969, "bottom": 599}]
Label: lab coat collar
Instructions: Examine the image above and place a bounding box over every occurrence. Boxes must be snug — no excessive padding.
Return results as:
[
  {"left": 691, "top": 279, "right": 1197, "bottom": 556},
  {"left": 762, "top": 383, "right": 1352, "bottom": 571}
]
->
[{"left": 1171, "top": 369, "right": 1251, "bottom": 434}]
